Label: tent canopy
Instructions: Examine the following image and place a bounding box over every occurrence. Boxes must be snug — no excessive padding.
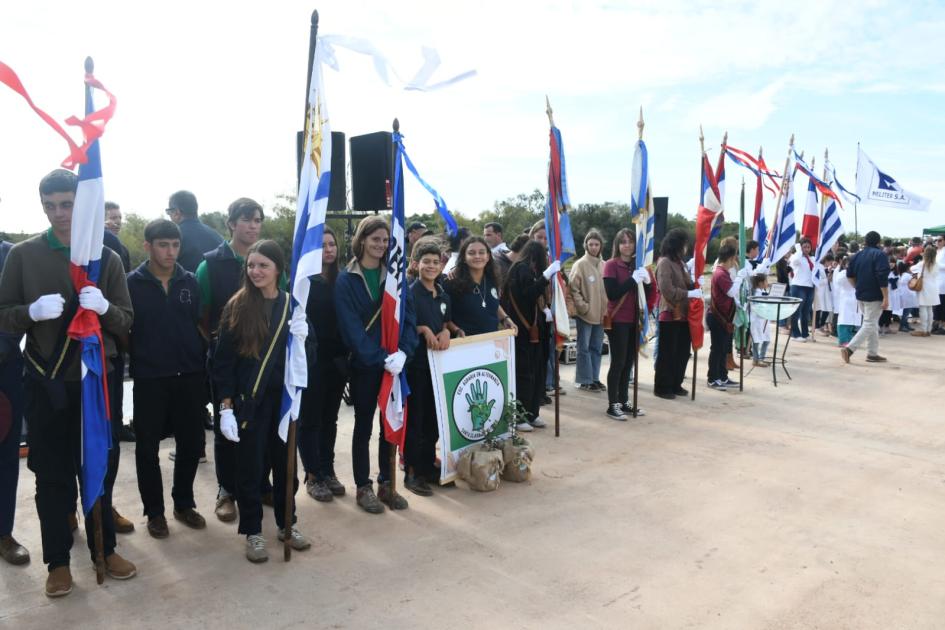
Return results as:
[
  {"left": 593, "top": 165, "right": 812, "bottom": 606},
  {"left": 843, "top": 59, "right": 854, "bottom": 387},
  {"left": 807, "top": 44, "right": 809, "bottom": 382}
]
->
[{"left": 922, "top": 225, "right": 945, "bottom": 236}]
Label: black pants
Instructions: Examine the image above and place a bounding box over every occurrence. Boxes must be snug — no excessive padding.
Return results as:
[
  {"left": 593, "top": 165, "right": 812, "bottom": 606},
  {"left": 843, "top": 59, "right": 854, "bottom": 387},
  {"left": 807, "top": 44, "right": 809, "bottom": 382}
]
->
[
  {"left": 0, "top": 352, "right": 24, "bottom": 536},
  {"left": 515, "top": 335, "right": 547, "bottom": 422},
  {"left": 404, "top": 366, "right": 439, "bottom": 480},
  {"left": 706, "top": 312, "right": 732, "bottom": 383},
  {"left": 213, "top": 380, "right": 272, "bottom": 498},
  {"left": 349, "top": 367, "right": 391, "bottom": 488},
  {"left": 24, "top": 377, "right": 117, "bottom": 569},
  {"left": 879, "top": 310, "right": 892, "bottom": 327},
  {"left": 605, "top": 323, "right": 637, "bottom": 406},
  {"left": 235, "top": 386, "right": 297, "bottom": 536},
  {"left": 133, "top": 373, "right": 206, "bottom": 518},
  {"left": 298, "top": 358, "right": 347, "bottom": 481},
  {"left": 654, "top": 321, "right": 691, "bottom": 395}
]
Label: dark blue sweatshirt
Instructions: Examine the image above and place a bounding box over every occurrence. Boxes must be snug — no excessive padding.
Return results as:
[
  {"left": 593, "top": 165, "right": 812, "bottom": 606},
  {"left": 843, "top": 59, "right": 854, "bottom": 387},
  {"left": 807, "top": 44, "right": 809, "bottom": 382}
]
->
[
  {"left": 847, "top": 246, "right": 889, "bottom": 302},
  {"left": 127, "top": 262, "right": 205, "bottom": 378}
]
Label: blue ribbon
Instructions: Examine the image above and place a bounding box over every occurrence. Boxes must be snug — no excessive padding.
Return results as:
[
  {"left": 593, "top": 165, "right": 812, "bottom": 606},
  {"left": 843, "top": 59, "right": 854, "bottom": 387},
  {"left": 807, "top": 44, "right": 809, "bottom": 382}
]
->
[{"left": 397, "top": 137, "right": 458, "bottom": 236}]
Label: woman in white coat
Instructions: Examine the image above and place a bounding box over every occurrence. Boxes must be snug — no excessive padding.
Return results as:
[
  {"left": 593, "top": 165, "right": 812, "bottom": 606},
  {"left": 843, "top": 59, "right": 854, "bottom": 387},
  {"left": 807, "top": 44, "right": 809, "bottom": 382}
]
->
[{"left": 909, "top": 245, "right": 940, "bottom": 336}]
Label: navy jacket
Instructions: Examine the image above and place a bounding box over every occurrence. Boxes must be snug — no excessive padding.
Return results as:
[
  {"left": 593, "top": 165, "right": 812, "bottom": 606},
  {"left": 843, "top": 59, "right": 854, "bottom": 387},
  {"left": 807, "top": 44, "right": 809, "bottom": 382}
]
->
[
  {"left": 178, "top": 217, "right": 223, "bottom": 273},
  {"left": 103, "top": 230, "right": 131, "bottom": 272},
  {"left": 335, "top": 259, "right": 418, "bottom": 371},
  {"left": 847, "top": 246, "right": 888, "bottom": 302},
  {"left": 127, "top": 262, "right": 205, "bottom": 379},
  {"left": 203, "top": 241, "right": 243, "bottom": 335}
]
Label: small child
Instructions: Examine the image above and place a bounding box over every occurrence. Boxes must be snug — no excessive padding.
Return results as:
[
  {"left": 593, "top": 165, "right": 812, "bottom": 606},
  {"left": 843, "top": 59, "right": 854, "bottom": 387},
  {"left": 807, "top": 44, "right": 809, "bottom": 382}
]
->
[
  {"left": 749, "top": 273, "right": 771, "bottom": 367},
  {"left": 897, "top": 261, "right": 917, "bottom": 332},
  {"left": 833, "top": 255, "right": 862, "bottom": 346}
]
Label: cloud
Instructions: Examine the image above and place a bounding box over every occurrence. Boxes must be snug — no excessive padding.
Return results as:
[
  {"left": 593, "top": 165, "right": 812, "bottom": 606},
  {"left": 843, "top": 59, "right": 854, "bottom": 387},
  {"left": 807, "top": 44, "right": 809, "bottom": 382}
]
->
[{"left": 685, "top": 80, "right": 787, "bottom": 131}]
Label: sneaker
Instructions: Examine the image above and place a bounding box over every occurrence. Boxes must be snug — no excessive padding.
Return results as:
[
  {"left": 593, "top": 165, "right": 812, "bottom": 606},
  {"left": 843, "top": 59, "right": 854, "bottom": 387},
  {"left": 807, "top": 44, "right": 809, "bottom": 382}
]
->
[
  {"left": 594, "top": 380, "right": 607, "bottom": 391},
  {"left": 277, "top": 525, "right": 311, "bottom": 551},
  {"left": 708, "top": 380, "right": 728, "bottom": 391},
  {"left": 404, "top": 475, "right": 433, "bottom": 497},
  {"left": 245, "top": 534, "right": 268, "bottom": 563},
  {"left": 910, "top": 330, "right": 930, "bottom": 337},
  {"left": 653, "top": 390, "right": 676, "bottom": 400},
  {"left": 111, "top": 507, "right": 135, "bottom": 534},
  {"left": 795, "top": 336, "right": 808, "bottom": 343},
  {"left": 104, "top": 552, "right": 137, "bottom": 580},
  {"left": 577, "top": 383, "right": 597, "bottom": 392},
  {"left": 605, "top": 403, "right": 626, "bottom": 421},
  {"left": 720, "top": 377, "right": 740, "bottom": 387},
  {"left": 215, "top": 492, "right": 238, "bottom": 523},
  {"left": 356, "top": 486, "right": 385, "bottom": 514},
  {"left": 45, "top": 566, "right": 73, "bottom": 597},
  {"left": 173, "top": 508, "right": 206, "bottom": 529},
  {"left": 840, "top": 347, "right": 852, "bottom": 364},
  {"left": 866, "top": 354, "right": 887, "bottom": 363},
  {"left": 673, "top": 386, "right": 689, "bottom": 396},
  {"left": 932, "top": 328, "right": 945, "bottom": 336},
  {"left": 306, "top": 479, "right": 333, "bottom": 502},
  {"left": 147, "top": 515, "right": 169, "bottom": 539},
  {"left": 529, "top": 417, "right": 547, "bottom": 428},
  {"left": 377, "top": 481, "right": 409, "bottom": 510},
  {"left": 325, "top": 475, "right": 346, "bottom": 497},
  {"left": 515, "top": 421, "right": 534, "bottom": 432},
  {"left": 620, "top": 403, "right": 645, "bottom": 417}
]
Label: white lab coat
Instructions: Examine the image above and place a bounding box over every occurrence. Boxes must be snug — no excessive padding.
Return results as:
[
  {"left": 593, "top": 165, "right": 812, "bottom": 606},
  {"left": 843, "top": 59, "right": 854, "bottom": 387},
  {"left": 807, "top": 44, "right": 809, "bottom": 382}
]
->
[
  {"left": 750, "top": 288, "right": 771, "bottom": 343},
  {"left": 834, "top": 269, "right": 862, "bottom": 327},
  {"left": 899, "top": 271, "right": 919, "bottom": 310},
  {"left": 910, "top": 262, "right": 941, "bottom": 307}
]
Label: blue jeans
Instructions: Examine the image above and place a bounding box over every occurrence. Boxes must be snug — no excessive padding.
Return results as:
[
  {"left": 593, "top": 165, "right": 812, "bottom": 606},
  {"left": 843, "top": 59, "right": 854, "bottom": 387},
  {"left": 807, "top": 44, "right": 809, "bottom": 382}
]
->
[
  {"left": 575, "top": 318, "right": 604, "bottom": 385},
  {"left": 789, "top": 285, "right": 814, "bottom": 338}
]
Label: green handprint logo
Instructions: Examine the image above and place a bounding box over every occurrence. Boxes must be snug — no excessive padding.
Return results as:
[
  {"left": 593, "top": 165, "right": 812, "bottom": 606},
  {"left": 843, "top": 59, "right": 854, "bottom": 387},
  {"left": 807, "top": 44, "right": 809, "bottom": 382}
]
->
[{"left": 465, "top": 380, "right": 496, "bottom": 431}]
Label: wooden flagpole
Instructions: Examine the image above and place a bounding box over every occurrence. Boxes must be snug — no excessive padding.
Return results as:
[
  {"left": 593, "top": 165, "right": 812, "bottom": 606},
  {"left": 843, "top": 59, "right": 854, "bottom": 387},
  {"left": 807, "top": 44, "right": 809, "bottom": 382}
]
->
[
  {"left": 692, "top": 126, "right": 707, "bottom": 401},
  {"left": 546, "top": 95, "right": 561, "bottom": 438},
  {"left": 739, "top": 176, "right": 746, "bottom": 391},
  {"left": 765, "top": 135, "right": 795, "bottom": 264},
  {"left": 632, "top": 107, "right": 645, "bottom": 417},
  {"left": 285, "top": 10, "right": 320, "bottom": 562}
]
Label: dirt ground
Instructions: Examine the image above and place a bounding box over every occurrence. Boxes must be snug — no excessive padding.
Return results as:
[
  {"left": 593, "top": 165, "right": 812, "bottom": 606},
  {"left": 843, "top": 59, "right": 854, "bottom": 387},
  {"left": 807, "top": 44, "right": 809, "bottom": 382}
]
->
[{"left": 2, "top": 330, "right": 944, "bottom": 629}]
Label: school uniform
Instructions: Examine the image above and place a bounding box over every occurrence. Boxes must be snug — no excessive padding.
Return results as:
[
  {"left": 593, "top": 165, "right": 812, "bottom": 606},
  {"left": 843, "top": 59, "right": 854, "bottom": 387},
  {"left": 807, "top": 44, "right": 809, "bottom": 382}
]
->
[
  {"left": 445, "top": 274, "right": 501, "bottom": 336},
  {"left": 212, "top": 292, "right": 299, "bottom": 536},
  {"left": 833, "top": 269, "right": 862, "bottom": 345},
  {"left": 501, "top": 263, "right": 550, "bottom": 423},
  {"left": 749, "top": 288, "right": 771, "bottom": 361},
  {"left": 405, "top": 280, "right": 451, "bottom": 481},
  {"left": 0, "top": 241, "right": 24, "bottom": 541},
  {"left": 788, "top": 250, "right": 816, "bottom": 339},
  {"left": 127, "top": 262, "right": 206, "bottom": 520}
]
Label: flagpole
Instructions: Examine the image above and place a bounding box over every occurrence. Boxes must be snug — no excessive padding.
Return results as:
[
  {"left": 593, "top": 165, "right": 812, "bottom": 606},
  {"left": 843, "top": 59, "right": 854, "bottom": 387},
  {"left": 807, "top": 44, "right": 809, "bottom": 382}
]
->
[
  {"left": 766, "top": 134, "right": 795, "bottom": 262},
  {"left": 691, "top": 125, "right": 707, "bottom": 402},
  {"left": 632, "top": 107, "right": 644, "bottom": 418},
  {"left": 286, "top": 12, "right": 319, "bottom": 563},
  {"left": 82, "top": 54, "right": 107, "bottom": 587},
  {"left": 739, "top": 176, "right": 746, "bottom": 392},
  {"left": 545, "top": 96, "right": 561, "bottom": 438},
  {"left": 854, "top": 141, "right": 860, "bottom": 239}
]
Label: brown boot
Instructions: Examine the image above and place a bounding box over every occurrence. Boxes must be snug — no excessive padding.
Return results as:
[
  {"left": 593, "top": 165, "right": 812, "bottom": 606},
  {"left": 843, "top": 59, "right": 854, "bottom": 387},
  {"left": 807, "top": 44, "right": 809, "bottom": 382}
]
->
[
  {"left": 104, "top": 552, "right": 137, "bottom": 580},
  {"left": 45, "top": 566, "right": 73, "bottom": 598},
  {"left": 0, "top": 535, "right": 30, "bottom": 565},
  {"left": 111, "top": 507, "right": 135, "bottom": 534}
]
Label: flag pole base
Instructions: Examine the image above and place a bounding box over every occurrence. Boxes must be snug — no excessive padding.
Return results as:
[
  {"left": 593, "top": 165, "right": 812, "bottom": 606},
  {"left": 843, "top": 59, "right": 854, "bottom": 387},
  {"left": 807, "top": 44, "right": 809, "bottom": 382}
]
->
[
  {"left": 284, "top": 420, "right": 298, "bottom": 562},
  {"left": 93, "top": 499, "right": 105, "bottom": 584}
]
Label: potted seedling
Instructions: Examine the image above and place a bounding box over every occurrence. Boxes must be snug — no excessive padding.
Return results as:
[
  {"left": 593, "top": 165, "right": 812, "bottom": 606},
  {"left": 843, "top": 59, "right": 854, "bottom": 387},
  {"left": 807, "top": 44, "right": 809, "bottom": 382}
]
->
[{"left": 497, "top": 400, "right": 535, "bottom": 483}]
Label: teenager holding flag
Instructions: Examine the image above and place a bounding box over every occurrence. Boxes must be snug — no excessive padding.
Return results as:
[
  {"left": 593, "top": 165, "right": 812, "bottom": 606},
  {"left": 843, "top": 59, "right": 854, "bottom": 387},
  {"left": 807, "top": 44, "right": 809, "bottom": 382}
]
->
[{"left": 336, "top": 216, "right": 417, "bottom": 514}]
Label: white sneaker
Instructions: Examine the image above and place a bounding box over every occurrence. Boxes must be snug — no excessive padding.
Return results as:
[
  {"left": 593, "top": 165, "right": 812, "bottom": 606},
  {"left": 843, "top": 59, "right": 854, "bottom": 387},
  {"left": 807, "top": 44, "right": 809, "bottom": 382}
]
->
[
  {"left": 515, "top": 422, "right": 534, "bottom": 432},
  {"left": 278, "top": 525, "right": 311, "bottom": 551},
  {"left": 529, "top": 417, "right": 547, "bottom": 428},
  {"left": 245, "top": 534, "right": 268, "bottom": 563}
]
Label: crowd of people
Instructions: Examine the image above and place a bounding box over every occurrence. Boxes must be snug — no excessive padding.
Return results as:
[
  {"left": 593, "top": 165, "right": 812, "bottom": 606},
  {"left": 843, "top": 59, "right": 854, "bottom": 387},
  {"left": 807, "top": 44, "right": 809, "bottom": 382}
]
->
[{"left": 1, "top": 168, "right": 941, "bottom": 598}]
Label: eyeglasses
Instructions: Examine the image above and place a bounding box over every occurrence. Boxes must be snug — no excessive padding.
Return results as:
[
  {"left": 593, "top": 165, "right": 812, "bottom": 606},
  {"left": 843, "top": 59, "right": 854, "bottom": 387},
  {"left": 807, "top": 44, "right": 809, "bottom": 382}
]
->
[{"left": 165, "top": 208, "right": 177, "bottom": 216}]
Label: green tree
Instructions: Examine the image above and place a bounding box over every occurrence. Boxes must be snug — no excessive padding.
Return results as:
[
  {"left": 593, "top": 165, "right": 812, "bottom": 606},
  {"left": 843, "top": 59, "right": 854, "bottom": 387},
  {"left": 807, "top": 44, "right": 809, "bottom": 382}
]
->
[{"left": 118, "top": 213, "right": 148, "bottom": 268}]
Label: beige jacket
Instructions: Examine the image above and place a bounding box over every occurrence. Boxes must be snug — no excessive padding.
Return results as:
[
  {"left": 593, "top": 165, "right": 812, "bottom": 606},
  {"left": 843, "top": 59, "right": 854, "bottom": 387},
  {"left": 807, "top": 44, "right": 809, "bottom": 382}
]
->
[{"left": 568, "top": 253, "right": 606, "bottom": 324}]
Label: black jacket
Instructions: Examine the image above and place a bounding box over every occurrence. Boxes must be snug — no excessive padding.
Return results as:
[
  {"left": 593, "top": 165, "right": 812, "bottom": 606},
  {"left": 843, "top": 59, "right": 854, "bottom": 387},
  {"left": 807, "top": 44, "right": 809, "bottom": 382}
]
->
[
  {"left": 178, "top": 217, "right": 223, "bottom": 273},
  {"left": 127, "top": 262, "right": 205, "bottom": 379}
]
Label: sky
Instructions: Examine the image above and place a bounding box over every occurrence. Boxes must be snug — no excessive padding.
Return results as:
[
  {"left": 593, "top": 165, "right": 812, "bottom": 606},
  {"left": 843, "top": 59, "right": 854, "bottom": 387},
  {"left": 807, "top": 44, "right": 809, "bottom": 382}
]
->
[{"left": 2, "top": 0, "right": 944, "bottom": 239}]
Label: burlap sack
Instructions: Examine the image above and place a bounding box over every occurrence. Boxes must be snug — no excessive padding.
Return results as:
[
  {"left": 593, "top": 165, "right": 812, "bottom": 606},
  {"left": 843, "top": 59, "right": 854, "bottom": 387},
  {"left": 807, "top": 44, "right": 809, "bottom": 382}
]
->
[
  {"left": 457, "top": 444, "right": 504, "bottom": 492},
  {"left": 501, "top": 438, "right": 534, "bottom": 482}
]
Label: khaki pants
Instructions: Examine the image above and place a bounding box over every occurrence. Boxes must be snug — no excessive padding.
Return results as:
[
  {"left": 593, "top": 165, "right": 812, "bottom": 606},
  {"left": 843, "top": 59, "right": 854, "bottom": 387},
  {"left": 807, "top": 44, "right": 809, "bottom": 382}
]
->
[{"left": 848, "top": 300, "right": 882, "bottom": 356}]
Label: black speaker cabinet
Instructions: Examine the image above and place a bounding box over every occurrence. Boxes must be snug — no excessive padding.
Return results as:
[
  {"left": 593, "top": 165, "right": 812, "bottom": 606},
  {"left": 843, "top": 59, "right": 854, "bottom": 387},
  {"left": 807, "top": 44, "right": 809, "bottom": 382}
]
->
[
  {"left": 653, "top": 196, "right": 668, "bottom": 244},
  {"left": 350, "top": 131, "right": 394, "bottom": 211},
  {"left": 295, "top": 131, "right": 347, "bottom": 212}
]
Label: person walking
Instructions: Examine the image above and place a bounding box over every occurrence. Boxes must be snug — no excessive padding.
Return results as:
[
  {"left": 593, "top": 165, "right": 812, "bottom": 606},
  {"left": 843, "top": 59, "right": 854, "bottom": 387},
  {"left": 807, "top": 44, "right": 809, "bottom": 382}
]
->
[{"left": 841, "top": 231, "right": 889, "bottom": 364}]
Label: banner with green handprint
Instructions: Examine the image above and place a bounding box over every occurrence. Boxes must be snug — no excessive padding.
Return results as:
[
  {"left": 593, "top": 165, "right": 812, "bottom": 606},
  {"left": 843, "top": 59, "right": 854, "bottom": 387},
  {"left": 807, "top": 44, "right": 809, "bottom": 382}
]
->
[{"left": 428, "top": 330, "right": 516, "bottom": 483}]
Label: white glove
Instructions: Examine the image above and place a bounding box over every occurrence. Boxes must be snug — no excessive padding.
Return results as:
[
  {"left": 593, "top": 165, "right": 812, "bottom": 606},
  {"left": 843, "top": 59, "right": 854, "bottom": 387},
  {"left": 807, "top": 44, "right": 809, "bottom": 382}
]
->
[
  {"left": 78, "top": 286, "right": 109, "bottom": 315},
  {"left": 28, "top": 293, "right": 65, "bottom": 322},
  {"left": 687, "top": 288, "right": 704, "bottom": 299},
  {"left": 384, "top": 350, "right": 407, "bottom": 376},
  {"left": 543, "top": 307, "right": 553, "bottom": 322},
  {"left": 220, "top": 409, "right": 240, "bottom": 443},
  {"left": 736, "top": 262, "right": 752, "bottom": 280},
  {"left": 632, "top": 268, "right": 650, "bottom": 284},
  {"left": 755, "top": 260, "right": 771, "bottom": 275},
  {"left": 289, "top": 309, "right": 308, "bottom": 341},
  {"left": 542, "top": 259, "right": 562, "bottom": 280}
]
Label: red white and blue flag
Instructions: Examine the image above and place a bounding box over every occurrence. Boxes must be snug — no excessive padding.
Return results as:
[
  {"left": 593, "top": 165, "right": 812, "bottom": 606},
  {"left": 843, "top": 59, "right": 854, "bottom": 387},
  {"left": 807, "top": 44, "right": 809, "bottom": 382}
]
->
[
  {"left": 767, "top": 170, "right": 797, "bottom": 264},
  {"left": 710, "top": 148, "right": 726, "bottom": 240},
  {"left": 630, "top": 138, "right": 653, "bottom": 343},
  {"left": 379, "top": 131, "right": 412, "bottom": 449},
  {"left": 693, "top": 153, "right": 722, "bottom": 286},
  {"left": 279, "top": 41, "right": 330, "bottom": 441},
  {"left": 815, "top": 167, "right": 845, "bottom": 261},
  {"left": 544, "top": 122, "right": 576, "bottom": 341},
  {"left": 68, "top": 67, "right": 117, "bottom": 515},
  {"left": 800, "top": 173, "right": 820, "bottom": 250}
]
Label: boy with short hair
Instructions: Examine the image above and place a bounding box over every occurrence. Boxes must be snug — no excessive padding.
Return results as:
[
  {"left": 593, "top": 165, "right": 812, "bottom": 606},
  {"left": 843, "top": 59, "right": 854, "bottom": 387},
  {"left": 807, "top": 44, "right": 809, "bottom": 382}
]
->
[
  {"left": 127, "top": 219, "right": 208, "bottom": 538},
  {"left": 404, "top": 238, "right": 456, "bottom": 496}
]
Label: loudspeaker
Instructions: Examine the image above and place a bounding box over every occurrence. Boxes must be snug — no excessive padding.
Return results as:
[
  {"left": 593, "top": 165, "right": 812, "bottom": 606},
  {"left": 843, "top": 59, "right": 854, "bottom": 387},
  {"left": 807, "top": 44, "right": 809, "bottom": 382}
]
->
[
  {"left": 295, "top": 131, "right": 347, "bottom": 212},
  {"left": 350, "top": 131, "right": 394, "bottom": 211},
  {"left": 653, "top": 197, "right": 668, "bottom": 245}
]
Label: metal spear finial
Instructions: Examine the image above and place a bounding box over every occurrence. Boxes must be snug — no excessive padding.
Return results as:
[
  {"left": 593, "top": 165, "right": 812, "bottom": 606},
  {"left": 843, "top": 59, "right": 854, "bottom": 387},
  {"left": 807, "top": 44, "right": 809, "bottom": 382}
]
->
[
  {"left": 699, "top": 125, "right": 705, "bottom": 154},
  {"left": 393, "top": 118, "right": 400, "bottom": 133},
  {"left": 545, "top": 95, "right": 554, "bottom": 126},
  {"left": 85, "top": 56, "right": 94, "bottom": 74},
  {"left": 637, "top": 106, "right": 644, "bottom": 141}
]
